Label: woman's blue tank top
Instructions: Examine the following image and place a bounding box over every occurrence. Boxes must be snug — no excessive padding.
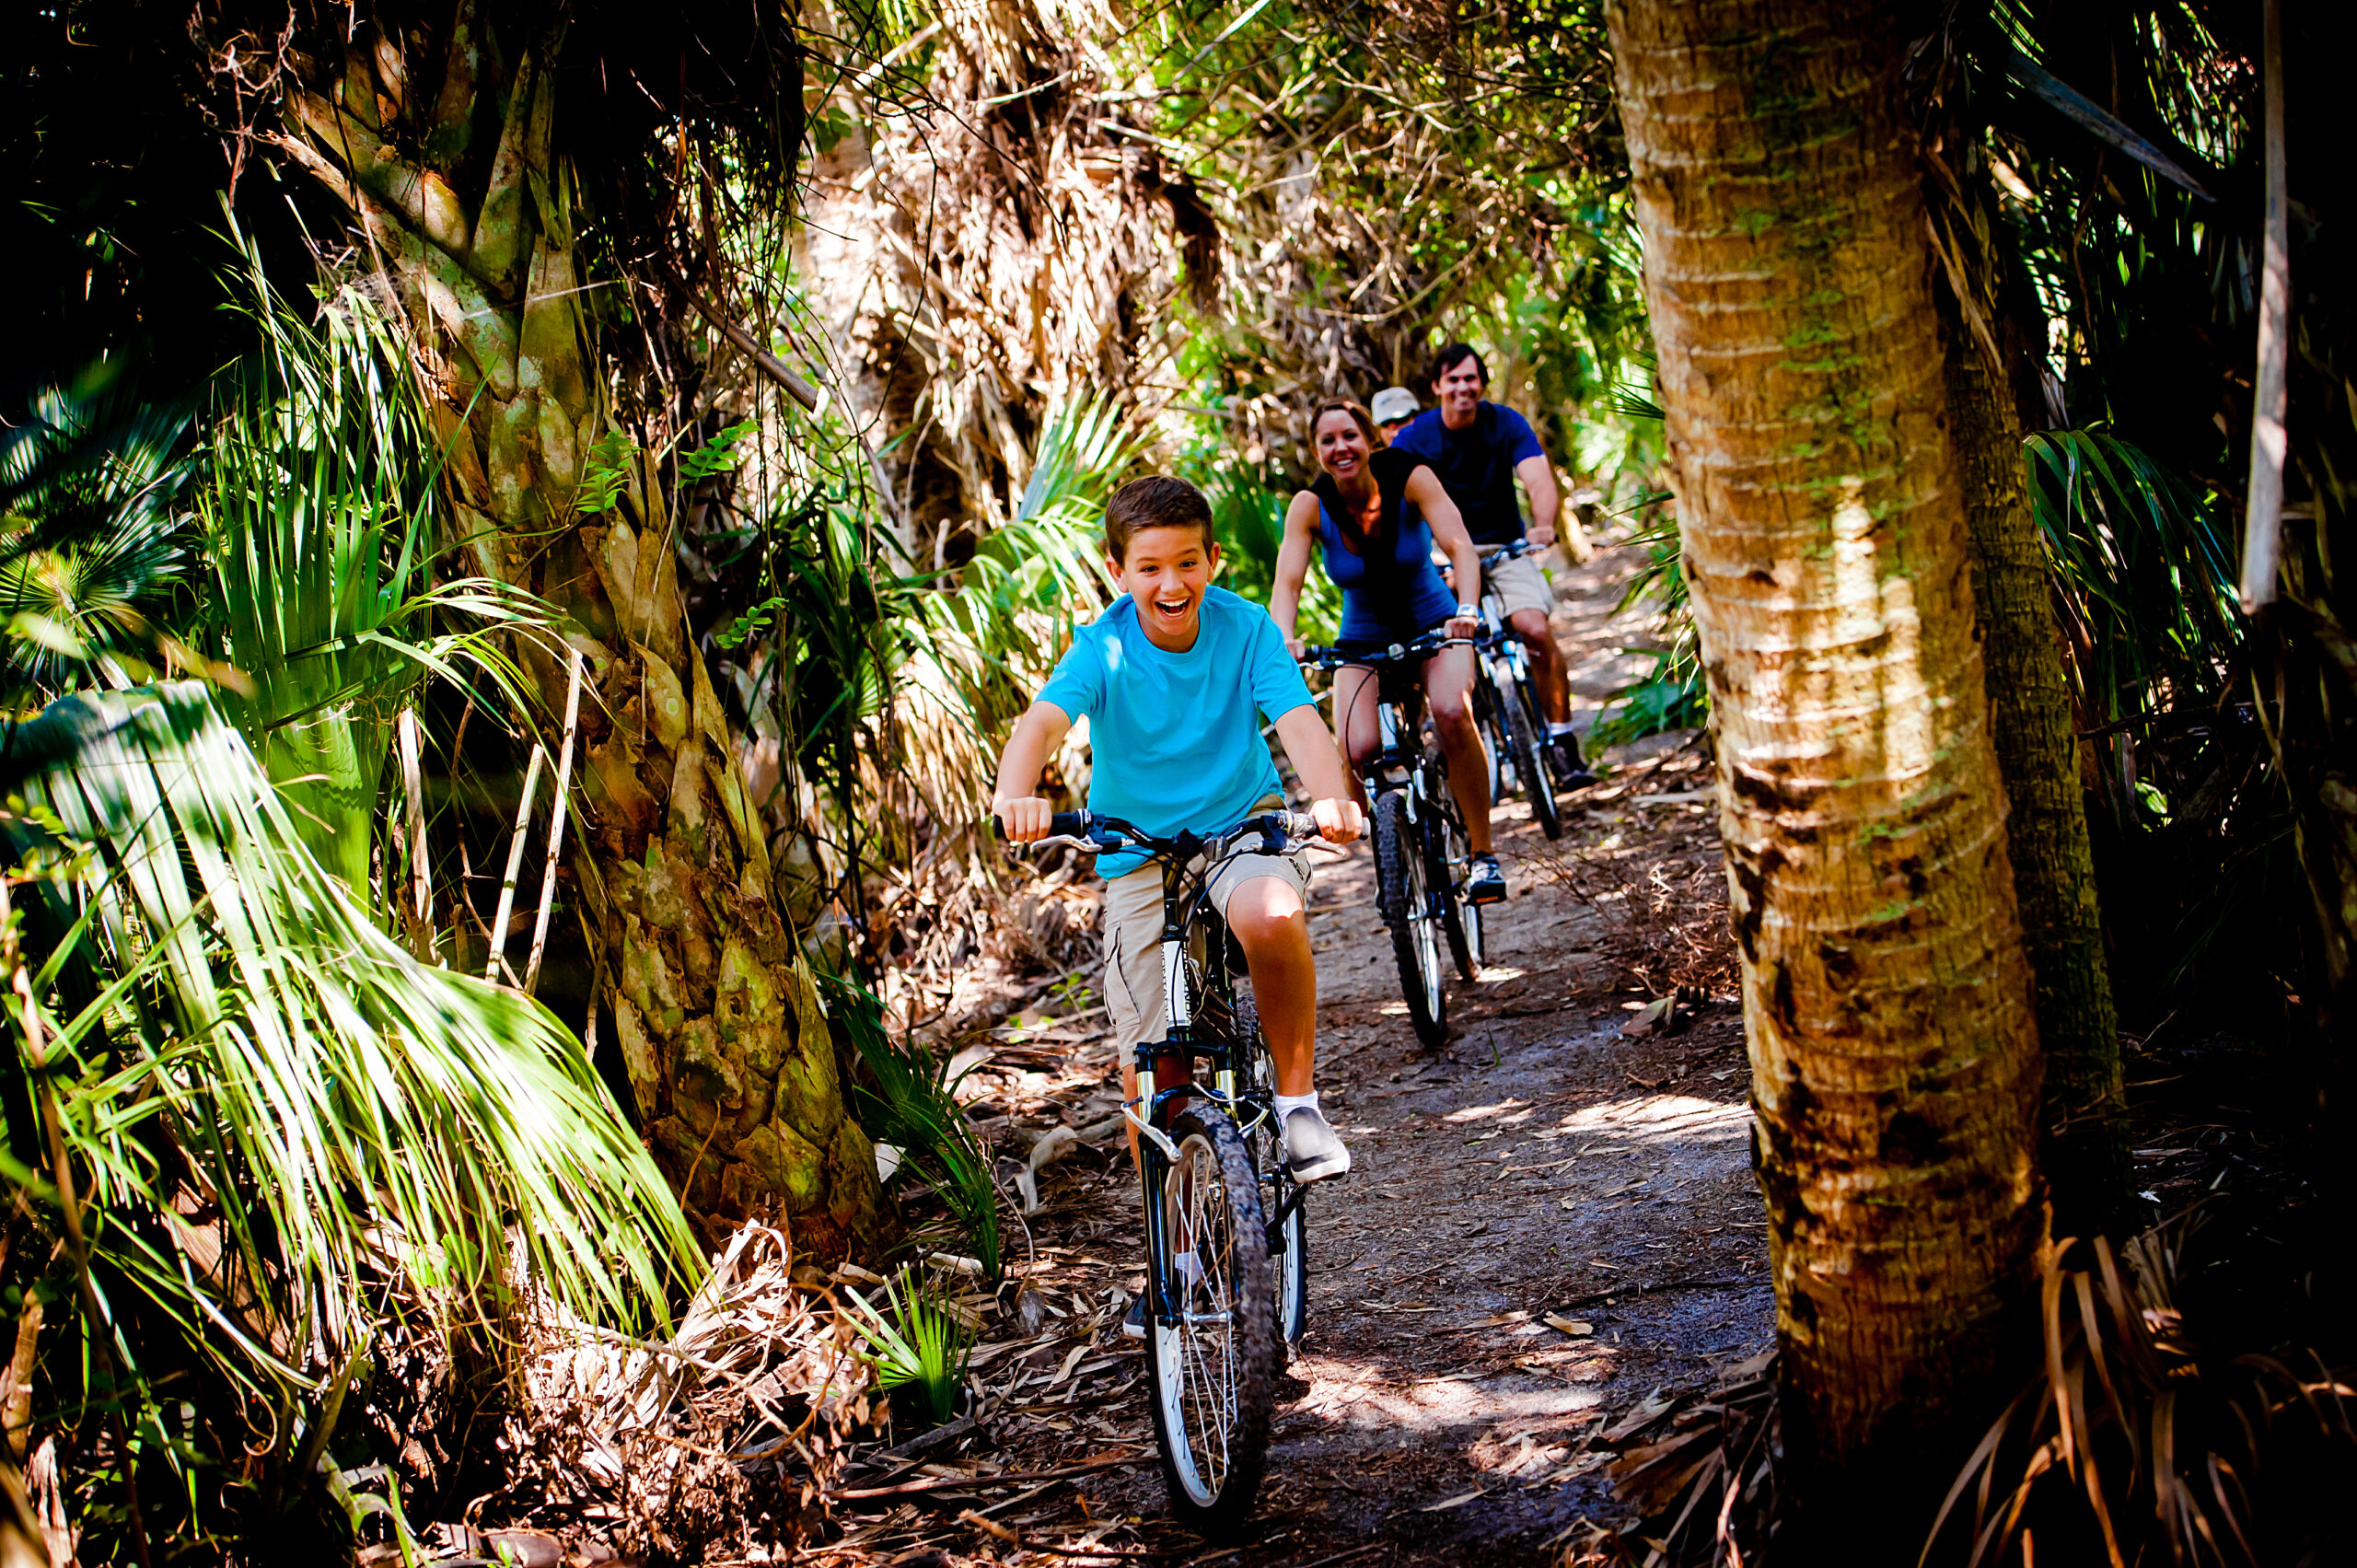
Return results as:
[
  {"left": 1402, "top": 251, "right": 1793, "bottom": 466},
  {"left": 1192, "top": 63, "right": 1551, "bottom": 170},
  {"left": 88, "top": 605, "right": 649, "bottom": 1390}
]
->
[{"left": 1312, "top": 448, "right": 1457, "bottom": 645}]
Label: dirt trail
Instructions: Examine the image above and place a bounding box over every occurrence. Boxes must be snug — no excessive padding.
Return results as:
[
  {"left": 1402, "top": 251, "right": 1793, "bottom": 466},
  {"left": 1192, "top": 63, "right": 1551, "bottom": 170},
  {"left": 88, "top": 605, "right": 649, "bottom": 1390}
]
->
[{"left": 829, "top": 543, "right": 1774, "bottom": 1566}]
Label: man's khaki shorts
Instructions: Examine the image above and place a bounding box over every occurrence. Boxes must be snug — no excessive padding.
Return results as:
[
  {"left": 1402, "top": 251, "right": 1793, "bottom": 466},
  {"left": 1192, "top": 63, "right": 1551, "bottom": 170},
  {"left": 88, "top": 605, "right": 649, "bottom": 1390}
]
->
[
  {"left": 1485, "top": 552, "right": 1556, "bottom": 620},
  {"left": 1103, "top": 849, "right": 1311, "bottom": 1054}
]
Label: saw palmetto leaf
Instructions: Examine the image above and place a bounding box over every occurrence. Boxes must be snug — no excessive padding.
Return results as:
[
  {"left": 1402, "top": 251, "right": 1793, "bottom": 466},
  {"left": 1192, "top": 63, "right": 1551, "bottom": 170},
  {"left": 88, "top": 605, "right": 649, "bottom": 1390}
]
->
[
  {"left": 0, "top": 682, "right": 694, "bottom": 1410},
  {"left": 2022, "top": 426, "right": 2243, "bottom": 728},
  {"left": 197, "top": 238, "right": 551, "bottom": 897},
  {"left": 0, "top": 364, "right": 196, "bottom": 698}
]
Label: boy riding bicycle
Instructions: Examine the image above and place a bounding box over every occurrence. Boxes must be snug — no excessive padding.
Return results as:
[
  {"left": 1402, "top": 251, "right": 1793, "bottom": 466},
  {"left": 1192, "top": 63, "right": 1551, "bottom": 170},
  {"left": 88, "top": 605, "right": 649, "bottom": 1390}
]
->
[{"left": 991, "top": 477, "right": 1367, "bottom": 1330}]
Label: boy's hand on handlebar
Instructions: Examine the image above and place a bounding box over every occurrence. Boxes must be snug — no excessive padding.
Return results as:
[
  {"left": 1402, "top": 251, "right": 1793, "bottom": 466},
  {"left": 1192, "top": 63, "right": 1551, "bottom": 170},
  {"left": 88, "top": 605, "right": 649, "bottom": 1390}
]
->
[
  {"left": 1309, "top": 796, "right": 1364, "bottom": 845},
  {"left": 993, "top": 795, "right": 1054, "bottom": 842},
  {"left": 1446, "top": 611, "right": 1481, "bottom": 641},
  {"left": 1285, "top": 634, "right": 1306, "bottom": 661},
  {"left": 1528, "top": 520, "right": 1557, "bottom": 551}
]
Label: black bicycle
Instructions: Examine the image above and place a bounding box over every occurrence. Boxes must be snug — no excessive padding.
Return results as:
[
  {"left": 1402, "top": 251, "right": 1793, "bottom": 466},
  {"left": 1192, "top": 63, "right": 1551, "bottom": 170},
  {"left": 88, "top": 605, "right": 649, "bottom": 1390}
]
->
[
  {"left": 1472, "top": 537, "right": 1566, "bottom": 841},
  {"left": 999, "top": 809, "right": 1319, "bottom": 1535},
  {"left": 1302, "top": 636, "right": 1486, "bottom": 1047}
]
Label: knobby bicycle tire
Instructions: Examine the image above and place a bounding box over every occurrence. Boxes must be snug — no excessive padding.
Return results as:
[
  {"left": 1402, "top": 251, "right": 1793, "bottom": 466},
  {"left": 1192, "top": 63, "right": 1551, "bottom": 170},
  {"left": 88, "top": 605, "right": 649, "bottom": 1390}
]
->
[
  {"left": 1476, "top": 679, "right": 1510, "bottom": 800},
  {"left": 1374, "top": 790, "right": 1448, "bottom": 1046},
  {"left": 1144, "top": 1106, "right": 1281, "bottom": 1538},
  {"left": 1502, "top": 673, "right": 1563, "bottom": 841},
  {"left": 1434, "top": 794, "right": 1484, "bottom": 981},
  {"left": 1245, "top": 1043, "right": 1309, "bottom": 1354}
]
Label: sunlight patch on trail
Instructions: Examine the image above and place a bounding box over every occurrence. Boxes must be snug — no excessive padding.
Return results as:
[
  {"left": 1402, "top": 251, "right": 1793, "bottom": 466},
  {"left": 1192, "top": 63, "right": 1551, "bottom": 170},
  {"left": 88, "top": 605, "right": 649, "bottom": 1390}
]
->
[
  {"left": 1286, "top": 1358, "right": 1608, "bottom": 1436},
  {"left": 1550, "top": 1092, "right": 1752, "bottom": 1146}
]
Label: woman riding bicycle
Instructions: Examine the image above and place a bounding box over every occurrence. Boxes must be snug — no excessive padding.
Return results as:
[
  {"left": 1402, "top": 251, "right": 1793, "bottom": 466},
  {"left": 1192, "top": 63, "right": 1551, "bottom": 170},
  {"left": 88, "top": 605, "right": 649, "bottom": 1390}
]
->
[{"left": 1270, "top": 398, "right": 1505, "bottom": 904}]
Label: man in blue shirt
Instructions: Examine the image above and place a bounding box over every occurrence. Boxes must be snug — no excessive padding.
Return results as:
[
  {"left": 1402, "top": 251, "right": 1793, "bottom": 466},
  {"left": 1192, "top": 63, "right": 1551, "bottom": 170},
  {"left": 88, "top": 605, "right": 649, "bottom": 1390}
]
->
[
  {"left": 993, "top": 478, "right": 1366, "bottom": 1299},
  {"left": 1393, "top": 343, "right": 1596, "bottom": 785}
]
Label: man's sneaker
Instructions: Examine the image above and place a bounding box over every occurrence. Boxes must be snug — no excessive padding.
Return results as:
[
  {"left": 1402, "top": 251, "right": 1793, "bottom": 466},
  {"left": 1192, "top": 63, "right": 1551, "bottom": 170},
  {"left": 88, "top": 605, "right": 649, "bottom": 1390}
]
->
[
  {"left": 1283, "top": 1107, "right": 1353, "bottom": 1182},
  {"left": 1121, "top": 1293, "right": 1148, "bottom": 1340},
  {"left": 1467, "top": 853, "right": 1508, "bottom": 906},
  {"left": 1548, "top": 737, "right": 1599, "bottom": 790}
]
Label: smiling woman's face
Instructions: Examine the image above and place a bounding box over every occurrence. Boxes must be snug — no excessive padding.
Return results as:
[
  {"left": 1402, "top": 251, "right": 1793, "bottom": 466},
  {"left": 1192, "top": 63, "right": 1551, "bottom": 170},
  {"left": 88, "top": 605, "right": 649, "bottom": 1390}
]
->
[{"left": 1315, "top": 409, "right": 1371, "bottom": 482}]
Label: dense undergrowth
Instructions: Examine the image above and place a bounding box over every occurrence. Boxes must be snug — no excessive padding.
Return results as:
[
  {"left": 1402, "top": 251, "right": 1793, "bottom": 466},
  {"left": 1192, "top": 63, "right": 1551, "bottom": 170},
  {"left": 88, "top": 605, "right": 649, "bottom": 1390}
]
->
[{"left": 1, "top": 0, "right": 2349, "bottom": 1560}]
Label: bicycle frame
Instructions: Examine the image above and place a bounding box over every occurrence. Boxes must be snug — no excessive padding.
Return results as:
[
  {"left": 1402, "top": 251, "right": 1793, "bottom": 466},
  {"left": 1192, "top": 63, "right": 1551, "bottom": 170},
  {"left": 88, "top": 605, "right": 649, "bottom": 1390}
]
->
[{"left": 1028, "top": 816, "right": 1306, "bottom": 1332}]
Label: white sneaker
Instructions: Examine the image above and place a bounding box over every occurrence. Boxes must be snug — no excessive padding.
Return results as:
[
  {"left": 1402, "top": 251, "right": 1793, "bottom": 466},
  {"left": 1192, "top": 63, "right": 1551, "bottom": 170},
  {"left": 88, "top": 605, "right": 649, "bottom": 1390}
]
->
[{"left": 1283, "top": 1107, "right": 1353, "bottom": 1182}]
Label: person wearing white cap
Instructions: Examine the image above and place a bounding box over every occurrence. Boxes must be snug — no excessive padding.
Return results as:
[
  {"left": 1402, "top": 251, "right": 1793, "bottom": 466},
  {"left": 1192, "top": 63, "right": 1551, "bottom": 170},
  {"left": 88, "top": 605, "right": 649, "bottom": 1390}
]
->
[{"left": 1368, "top": 386, "right": 1420, "bottom": 440}]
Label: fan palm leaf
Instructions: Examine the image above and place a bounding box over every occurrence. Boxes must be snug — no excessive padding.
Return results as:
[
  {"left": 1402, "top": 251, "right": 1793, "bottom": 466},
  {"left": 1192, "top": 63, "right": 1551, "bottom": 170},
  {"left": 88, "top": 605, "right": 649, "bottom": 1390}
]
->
[
  {"left": 0, "top": 365, "right": 195, "bottom": 696},
  {"left": 0, "top": 681, "right": 692, "bottom": 1412},
  {"left": 198, "top": 238, "right": 549, "bottom": 897}
]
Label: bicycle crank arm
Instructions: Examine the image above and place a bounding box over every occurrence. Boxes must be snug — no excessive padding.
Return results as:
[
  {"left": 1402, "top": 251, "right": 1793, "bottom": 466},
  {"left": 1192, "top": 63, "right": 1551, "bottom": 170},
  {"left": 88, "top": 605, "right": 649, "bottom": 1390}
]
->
[{"left": 1264, "top": 1185, "right": 1308, "bottom": 1250}]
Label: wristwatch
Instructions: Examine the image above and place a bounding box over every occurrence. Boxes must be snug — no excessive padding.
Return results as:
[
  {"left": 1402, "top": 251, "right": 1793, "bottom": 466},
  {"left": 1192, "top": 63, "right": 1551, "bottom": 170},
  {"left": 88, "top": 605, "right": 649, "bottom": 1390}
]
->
[{"left": 1455, "top": 603, "right": 1480, "bottom": 620}]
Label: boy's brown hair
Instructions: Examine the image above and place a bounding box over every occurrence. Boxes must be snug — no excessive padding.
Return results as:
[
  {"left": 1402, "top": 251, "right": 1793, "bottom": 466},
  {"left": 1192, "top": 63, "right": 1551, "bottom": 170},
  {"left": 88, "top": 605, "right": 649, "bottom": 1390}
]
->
[{"left": 1104, "top": 476, "right": 1217, "bottom": 565}]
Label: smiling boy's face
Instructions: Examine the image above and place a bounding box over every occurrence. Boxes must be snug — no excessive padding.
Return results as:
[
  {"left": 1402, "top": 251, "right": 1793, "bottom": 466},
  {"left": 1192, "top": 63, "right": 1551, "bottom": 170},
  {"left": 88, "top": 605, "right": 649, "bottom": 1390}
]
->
[{"left": 1111, "top": 523, "right": 1220, "bottom": 651}]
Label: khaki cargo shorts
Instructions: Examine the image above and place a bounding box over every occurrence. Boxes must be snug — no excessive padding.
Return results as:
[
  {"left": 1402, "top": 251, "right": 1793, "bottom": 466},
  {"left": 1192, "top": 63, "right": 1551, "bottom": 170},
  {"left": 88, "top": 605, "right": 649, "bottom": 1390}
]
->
[
  {"left": 1103, "top": 837, "right": 1311, "bottom": 1055},
  {"left": 1484, "top": 551, "right": 1556, "bottom": 620}
]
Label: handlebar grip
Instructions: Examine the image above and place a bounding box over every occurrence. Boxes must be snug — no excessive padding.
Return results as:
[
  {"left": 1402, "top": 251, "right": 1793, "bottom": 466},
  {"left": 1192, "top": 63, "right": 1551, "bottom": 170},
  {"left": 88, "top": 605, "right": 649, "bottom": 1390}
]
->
[{"left": 992, "top": 810, "right": 1090, "bottom": 842}]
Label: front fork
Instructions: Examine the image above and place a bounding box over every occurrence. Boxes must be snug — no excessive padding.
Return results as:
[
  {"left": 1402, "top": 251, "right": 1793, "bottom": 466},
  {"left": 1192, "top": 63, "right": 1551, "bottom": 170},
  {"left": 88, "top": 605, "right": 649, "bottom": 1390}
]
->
[{"left": 1138, "top": 932, "right": 1248, "bottom": 1330}]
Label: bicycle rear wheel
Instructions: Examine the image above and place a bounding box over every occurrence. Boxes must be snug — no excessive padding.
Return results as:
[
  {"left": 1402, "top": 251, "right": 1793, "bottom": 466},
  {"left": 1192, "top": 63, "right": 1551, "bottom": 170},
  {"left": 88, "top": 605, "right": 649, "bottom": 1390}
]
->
[
  {"left": 1502, "top": 675, "right": 1563, "bottom": 841},
  {"left": 1144, "top": 1106, "right": 1281, "bottom": 1537},
  {"left": 1374, "top": 790, "right": 1448, "bottom": 1047}
]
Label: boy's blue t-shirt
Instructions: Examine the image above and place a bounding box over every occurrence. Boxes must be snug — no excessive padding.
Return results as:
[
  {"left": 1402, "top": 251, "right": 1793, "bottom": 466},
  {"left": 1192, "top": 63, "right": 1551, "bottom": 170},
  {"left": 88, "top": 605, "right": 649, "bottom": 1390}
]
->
[{"left": 1036, "top": 587, "right": 1314, "bottom": 877}]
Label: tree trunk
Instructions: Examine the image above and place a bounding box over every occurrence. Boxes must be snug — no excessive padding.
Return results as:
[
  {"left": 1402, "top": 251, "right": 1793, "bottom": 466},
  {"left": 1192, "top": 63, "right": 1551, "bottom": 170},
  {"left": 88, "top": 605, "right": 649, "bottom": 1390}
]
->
[
  {"left": 1939, "top": 293, "right": 2132, "bottom": 1240},
  {"left": 1605, "top": 0, "right": 2045, "bottom": 1485},
  {"left": 273, "top": 21, "right": 878, "bottom": 1256}
]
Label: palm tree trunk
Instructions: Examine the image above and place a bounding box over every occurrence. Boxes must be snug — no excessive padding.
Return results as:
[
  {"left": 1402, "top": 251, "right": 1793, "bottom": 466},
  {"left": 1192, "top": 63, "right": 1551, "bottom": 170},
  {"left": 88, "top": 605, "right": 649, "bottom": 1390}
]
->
[
  {"left": 1605, "top": 0, "right": 2044, "bottom": 1481},
  {"left": 273, "top": 20, "right": 878, "bottom": 1254},
  {"left": 1940, "top": 295, "right": 2132, "bottom": 1240}
]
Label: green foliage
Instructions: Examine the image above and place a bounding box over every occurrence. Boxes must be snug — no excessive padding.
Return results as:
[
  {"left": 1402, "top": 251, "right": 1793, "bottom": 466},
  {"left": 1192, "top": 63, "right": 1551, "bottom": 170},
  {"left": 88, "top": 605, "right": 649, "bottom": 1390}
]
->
[
  {"left": 196, "top": 241, "right": 548, "bottom": 896},
  {"left": 677, "top": 419, "right": 758, "bottom": 482},
  {"left": 0, "top": 365, "right": 196, "bottom": 697},
  {"left": 1589, "top": 505, "right": 1702, "bottom": 753},
  {"left": 842, "top": 1266, "right": 975, "bottom": 1426},
  {"left": 2021, "top": 427, "right": 2243, "bottom": 732},
  {"left": 0, "top": 682, "right": 691, "bottom": 1534},
  {"left": 917, "top": 393, "right": 1126, "bottom": 661},
  {"left": 829, "top": 974, "right": 1002, "bottom": 1280},
  {"left": 576, "top": 431, "right": 638, "bottom": 516}
]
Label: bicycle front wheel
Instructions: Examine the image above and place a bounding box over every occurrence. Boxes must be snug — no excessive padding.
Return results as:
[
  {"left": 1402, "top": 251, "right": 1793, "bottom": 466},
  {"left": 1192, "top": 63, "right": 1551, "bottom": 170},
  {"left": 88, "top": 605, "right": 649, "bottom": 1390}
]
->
[
  {"left": 1503, "top": 674, "right": 1563, "bottom": 841},
  {"left": 1476, "top": 679, "right": 1509, "bottom": 799},
  {"left": 1435, "top": 800, "right": 1485, "bottom": 981},
  {"left": 1375, "top": 790, "right": 1448, "bottom": 1046},
  {"left": 1145, "top": 1107, "right": 1281, "bottom": 1537},
  {"left": 1244, "top": 1049, "right": 1309, "bottom": 1354}
]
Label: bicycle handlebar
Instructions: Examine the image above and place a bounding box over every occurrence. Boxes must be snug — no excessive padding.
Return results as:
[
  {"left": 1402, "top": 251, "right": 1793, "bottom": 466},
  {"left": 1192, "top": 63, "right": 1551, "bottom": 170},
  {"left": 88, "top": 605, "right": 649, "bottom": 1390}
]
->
[
  {"left": 1297, "top": 631, "right": 1473, "bottom": 669},
  {"left": 993, "top": 808, "right": 1325, "bottom": 856},
  {"left": 1479, "top": 537, "right": 1539, "bottom": 566}
]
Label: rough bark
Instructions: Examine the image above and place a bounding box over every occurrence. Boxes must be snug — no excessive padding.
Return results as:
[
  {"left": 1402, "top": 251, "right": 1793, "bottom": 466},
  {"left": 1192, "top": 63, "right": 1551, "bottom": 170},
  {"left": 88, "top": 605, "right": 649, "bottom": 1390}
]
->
[
  {"left": 1605, "top": 0, "right": 2044, "bottom": 1479},
  {"left": 275, "top": 20, "right": 879, "bottom": 1257},
  {"left": 1940, "top": 297, "right": 2132, "bottom": 1240},
  {"left": 800, "top": 0, "right": 1208, "bottom": 562}
]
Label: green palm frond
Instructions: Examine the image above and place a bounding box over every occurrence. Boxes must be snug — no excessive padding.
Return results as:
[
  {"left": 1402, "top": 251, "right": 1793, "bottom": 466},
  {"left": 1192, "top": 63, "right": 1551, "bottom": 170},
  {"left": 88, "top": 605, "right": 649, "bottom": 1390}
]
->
[
  {"left": 2022, "top": 427, "right": 2243, "bottom": 726},
  {"left": 0, "top": 364, "right": 197, "bottom": 695},
  {"left": 0, "top": 682, "right": 692, "bottom": 1407},
  {"left": 842, "top": 1266, "right": 974, "bottom": 1424},
  {"left": 198, "top": 238, "right": 550, "bottom": 894}
]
